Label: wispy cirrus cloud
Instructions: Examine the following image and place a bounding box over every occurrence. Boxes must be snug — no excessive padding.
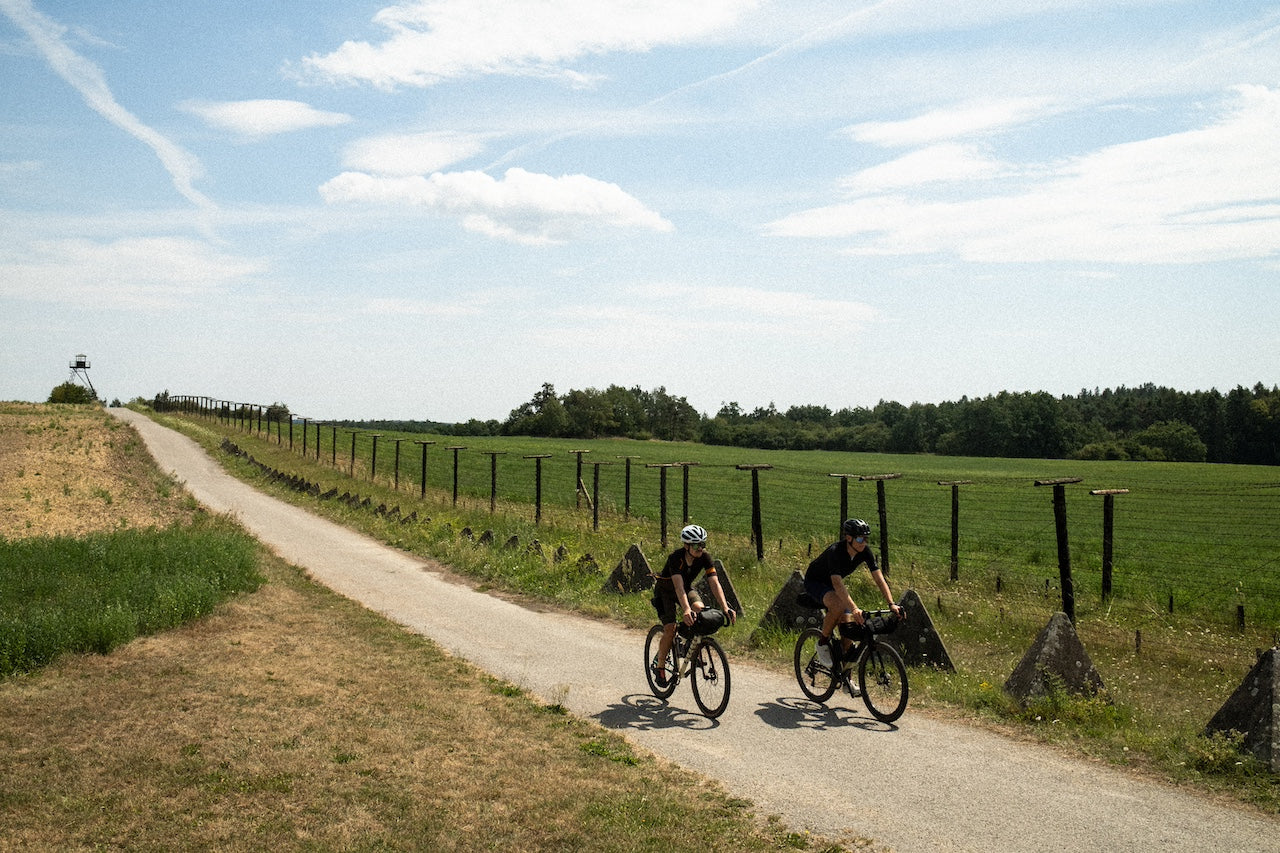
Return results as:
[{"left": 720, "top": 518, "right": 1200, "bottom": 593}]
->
[
  {"left": 769, "top": 85, "right": 1280, "bottom": 264},
  {"left": 842, "top": 97, "right": 1057, "bottom": 147},
  {"left": 0, "top": 0, "right": 213, "bottom": 211},
  {"left": 298, "top": 0, "right": 756, "bottom": 89},
  {"left": 181, "top": 99, "right": 352, "bottom": 139},
  {"left": 321, "top": 167, "right": 673, "bottom": 244}
]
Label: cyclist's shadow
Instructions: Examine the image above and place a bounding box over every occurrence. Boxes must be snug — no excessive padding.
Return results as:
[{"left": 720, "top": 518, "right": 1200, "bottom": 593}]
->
[
  {"left": 756, "top": 696, "right": 898, "bottom": 732},
  {"left": 594, "top": 694, "right": 719, "bottom": 731}
]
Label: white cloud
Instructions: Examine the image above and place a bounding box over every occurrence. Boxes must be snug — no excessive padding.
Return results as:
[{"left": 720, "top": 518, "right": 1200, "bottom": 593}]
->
[
  {"left": 0, "top": 0, "right": 213, "bottom": 211},
  {"left": 299, "top": 0, "right": 756, "bottom": 89},
  {"left": 320, "top": 167, "right": 674, "bottom": 244},
  {"left": 840, "top": 144, "right": 1011, "bottom": 194},
  {"left": 0, "top": 236, "right": 264, "bottom": 309},
  {"left": 768, "top": 85, "right": 1280, "bottom": 264},
  {"left": 843, "top": 97, "right": 1057, "bottom": 147},
  {"left": 182, "top": 99, "right": 352, "bottom": 139},
  {"left": 342, "top": 131, "right": 491, "bottom": 176}
]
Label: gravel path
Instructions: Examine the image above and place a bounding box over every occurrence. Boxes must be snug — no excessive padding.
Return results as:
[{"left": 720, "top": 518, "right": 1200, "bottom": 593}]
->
[{"left": 113, "top": 409, "right": 1279, "bottom": 852}]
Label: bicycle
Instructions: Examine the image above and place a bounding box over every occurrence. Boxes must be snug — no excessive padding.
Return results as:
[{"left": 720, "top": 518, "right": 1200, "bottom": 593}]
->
[
  {"left": 793, "top": 601, "right": 909, "bottom": 723},
  {"left": 644, "top": 617, "right": 732, "bottom": 719}
]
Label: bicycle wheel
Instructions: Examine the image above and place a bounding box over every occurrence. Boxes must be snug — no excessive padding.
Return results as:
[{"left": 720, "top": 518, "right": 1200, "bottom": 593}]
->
[
  {"left": 644, "top": 624, "right": 678, "bottom": 699},
  {"left": 690, "top": 637, "right": 731, "bottom": 719},
  {"left": 858, "top": 641, "right": 909, "bottom": 723},
  {"left": 794, "top": 628, "right": 838, "bottom": 703}
]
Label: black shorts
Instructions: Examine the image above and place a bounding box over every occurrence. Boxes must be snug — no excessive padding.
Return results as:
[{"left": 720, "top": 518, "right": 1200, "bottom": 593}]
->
[{"left": 653, "top": 587, "right": 703, "bottom": 625}]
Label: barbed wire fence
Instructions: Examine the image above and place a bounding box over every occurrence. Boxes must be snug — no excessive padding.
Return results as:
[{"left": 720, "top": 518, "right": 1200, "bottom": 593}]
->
[{"left": 168, "top": 396, "right": 1280, "bottom": 667}]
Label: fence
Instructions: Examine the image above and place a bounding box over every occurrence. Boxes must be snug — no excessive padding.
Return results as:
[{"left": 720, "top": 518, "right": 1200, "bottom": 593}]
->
[{"left": 164, "top": 396, "right": 1280, "bottom": 642}]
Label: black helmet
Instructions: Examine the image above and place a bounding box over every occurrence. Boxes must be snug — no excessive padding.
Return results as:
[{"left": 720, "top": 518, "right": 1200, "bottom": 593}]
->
[{"left": 842, "top": 518, "right": 871, "bottom": 538}]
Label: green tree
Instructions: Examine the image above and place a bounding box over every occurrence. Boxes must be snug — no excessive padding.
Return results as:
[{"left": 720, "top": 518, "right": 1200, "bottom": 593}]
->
[
  {"left": 1132, "top": 420, "right": 1207, "bottom": 462},
  {"left": 47, "top": 382, "right": 96, "bottom": 404}
]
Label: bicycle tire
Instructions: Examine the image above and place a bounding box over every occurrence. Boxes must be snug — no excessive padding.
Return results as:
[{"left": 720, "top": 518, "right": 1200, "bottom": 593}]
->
[
  {"left": 793, "top": 628, "right": 839, "bottom": 703},
  {"left": 644, "top": 624, "right": 679, "bottom": 698},
  {"left": 690, "top": 636, "right": 731, "bottom": 719},
  {"left": 858, "top": 640, "right": 909, "bottom": 723}
]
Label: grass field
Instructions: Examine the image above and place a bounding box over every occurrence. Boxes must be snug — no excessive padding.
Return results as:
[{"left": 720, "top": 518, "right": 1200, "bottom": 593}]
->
[
  {"left": 0, "top": 403, "right": 858, "bottom": 851},
  {"left": 178, "top": 408, "right": 1280, "bottom": 812}
]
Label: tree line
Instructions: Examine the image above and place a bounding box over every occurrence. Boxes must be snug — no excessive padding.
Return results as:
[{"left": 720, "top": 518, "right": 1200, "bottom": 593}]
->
[{"left": 339, "top": 381, "right": 1279, "bottom": 466}]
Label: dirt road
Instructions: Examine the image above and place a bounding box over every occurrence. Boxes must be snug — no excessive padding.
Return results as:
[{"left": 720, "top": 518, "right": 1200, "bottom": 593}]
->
[{"left": 112, "top": 409, "right": 1279, "bottom": 852}]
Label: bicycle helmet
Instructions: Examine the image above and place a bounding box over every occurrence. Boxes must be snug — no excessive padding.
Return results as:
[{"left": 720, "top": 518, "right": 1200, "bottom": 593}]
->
[
  {"left": 680, "top": 524, "right": 708, "bottom": 546},
  {"left": 842, "top": 518, "right": 871, "bottom": 539}
]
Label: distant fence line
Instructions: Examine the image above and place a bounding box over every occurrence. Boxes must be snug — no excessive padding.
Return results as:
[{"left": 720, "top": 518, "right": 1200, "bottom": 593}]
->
[{"left": 161, "top": 395, "right": 1280, "bottom": 632}]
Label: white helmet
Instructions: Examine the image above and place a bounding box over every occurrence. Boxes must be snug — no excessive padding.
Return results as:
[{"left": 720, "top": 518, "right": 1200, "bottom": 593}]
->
[{"left": 680, "top": 524, "right": 707, "bottom": 546}]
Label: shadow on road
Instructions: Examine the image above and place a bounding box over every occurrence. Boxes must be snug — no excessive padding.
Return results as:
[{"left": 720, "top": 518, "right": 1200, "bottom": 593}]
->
[
  {"left": 594, "top": 694, "right": 719, "bottom": 731},
  {"left": 755, "top": 697, "right": 896, "bottom": 732}
]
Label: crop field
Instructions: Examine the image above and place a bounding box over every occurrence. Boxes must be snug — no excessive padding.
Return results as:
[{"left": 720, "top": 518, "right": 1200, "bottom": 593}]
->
[{"left": 228, "top": 416, "right": 1280, "bottom": 632}]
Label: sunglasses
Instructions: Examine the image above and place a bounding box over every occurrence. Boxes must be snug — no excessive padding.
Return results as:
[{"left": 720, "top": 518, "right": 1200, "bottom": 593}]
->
[
  {"left": 854, "top": 535, "right": 867, "bottom": 543},
  {"left": 689, "top": 543, "right": 706, "bottom": 550}
]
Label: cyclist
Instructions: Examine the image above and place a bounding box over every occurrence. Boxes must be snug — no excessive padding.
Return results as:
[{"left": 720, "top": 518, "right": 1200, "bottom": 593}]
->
[
  {"left": 651, "top": 524, "right": 737, "bottom": 687},
  {"left": 803, "top": 518, "right": 903, "bottom": 668}
]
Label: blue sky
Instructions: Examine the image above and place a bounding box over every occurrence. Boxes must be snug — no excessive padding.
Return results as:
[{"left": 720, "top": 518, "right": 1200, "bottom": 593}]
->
[{"left": 2, "top": 1, "right": 1278, "bottom": 423}]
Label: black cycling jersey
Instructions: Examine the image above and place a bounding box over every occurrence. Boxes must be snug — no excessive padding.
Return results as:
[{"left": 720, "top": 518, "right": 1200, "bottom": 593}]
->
[
  {"left": 804, "top": 540, "right": 878, "bottom": 588},
  {"left": 657, "top": 548, "right": 715, "bottom": 591}
]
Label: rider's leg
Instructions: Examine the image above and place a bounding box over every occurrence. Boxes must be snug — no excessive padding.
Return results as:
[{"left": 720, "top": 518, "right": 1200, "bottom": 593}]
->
[{"left": 656, "top": 621, "right": 678, "bottom": 670}]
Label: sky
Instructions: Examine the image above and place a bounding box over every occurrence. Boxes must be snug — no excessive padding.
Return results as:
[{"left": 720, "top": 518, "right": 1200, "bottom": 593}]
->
[{"left": 1, "top": 0, "right": 1278, "bottom": 423}]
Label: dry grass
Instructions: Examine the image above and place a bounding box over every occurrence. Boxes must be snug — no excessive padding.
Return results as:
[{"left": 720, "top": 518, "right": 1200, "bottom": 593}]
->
[
  {"left": 0, "top": 403, "right": 826, "bottom": 852},
  {"left": 0, "top": 402, "right": 195, "bottom": 538}
]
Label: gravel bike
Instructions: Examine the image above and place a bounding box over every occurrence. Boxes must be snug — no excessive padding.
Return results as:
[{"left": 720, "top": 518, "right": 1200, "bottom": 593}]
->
[
  {"left": 793, "top": 604, "right": 909, "bottom": 723},
  {"left": 644, "top": 617, "right": 732, "bottom": 719}
]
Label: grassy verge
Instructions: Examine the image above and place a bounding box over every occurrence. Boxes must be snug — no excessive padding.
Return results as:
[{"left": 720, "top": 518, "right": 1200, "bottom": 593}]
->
[
  {"left": 159, "top": 410, "right": 1280, "bottom": 813},
  {"left": 0, "top": 517, "right": 263, "bottom": 676}
]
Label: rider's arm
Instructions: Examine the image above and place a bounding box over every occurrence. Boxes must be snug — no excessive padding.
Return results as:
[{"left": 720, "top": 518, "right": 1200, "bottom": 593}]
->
[
  {"left": 870, "top": 568, "right": 904, "bottom": 617},
  {"left": 707, "top": 573, "right": 735, "bottom": 624},
  {"left": 671, "top": 574, "right": 694, "bottom": 625}
]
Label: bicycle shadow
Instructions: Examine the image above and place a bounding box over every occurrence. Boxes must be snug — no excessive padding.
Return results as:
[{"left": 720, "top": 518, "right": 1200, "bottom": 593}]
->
[
  {"left": 755, "top": 696, "right": 897, "bottom": 733},
  {"left": 593, "top": 693, "right": 719, "bottom": 732}
]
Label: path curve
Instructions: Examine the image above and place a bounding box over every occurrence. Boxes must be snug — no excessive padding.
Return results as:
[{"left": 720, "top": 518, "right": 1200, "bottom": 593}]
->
[{"left": 113, "top": 409, "right": 1279, "bottom": 852}]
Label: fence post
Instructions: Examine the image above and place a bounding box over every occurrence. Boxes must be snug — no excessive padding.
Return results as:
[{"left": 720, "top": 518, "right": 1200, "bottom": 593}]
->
[
  {"left": 860, "top": 474, "right": 901, "bottom": 575},
  {"left": 939, "top": 481, "right": 972, "bottom": 581},
  {"left": 369, "top": 435, "right": 382, "bottom": 484},
  {"left": 617, "top": 456, "right": 638, "bottom": 519},
  {"left": 415, "top": 441, "right": 436, "bottom": 498},
  {"left": 647, "top": 463, "right": 680, "bottom": 549},
  {"left": 569, "top": 449, "right": 591, "bottom": 508},
  {"left": 1091, "top": 488, "right": 1128, "bottom": 601},
  {"left": 737, "top": 464, "right": 773, "bottom": 562},
  {"left": 348, "top": 431, "right": 358, "bottom": 476},
  {"left": 590, "top": 462, "right": 615, "bottom": 532},
  {"left": 288, "top": 415, "right": 294, "bottom": 450},
  {"left": 679, "top": 462, "right": 700, "bottom": 525},
  {"left": 1036, "top": 477, "right": 1083, "bottom": 623},
  {"left": 828, "top": 473, "right": 855, "bottom": 534},
  {"left": 301, "top": 418, "right": 309, "bottom": 457},
  {"left": 331, "top": 426, "right": 338, "bottom": 466},
  {"left": 391, "top": 438, "right": 405, "bottom": 491},
  {"left": 448, "top": 446, "right": 466, "bottom": 506},
  {"left": 483, "top": 451, "right": 507, "bottom": 514},
  {"left": 525, "top": 454, "right": 552, "bottom": 524}
]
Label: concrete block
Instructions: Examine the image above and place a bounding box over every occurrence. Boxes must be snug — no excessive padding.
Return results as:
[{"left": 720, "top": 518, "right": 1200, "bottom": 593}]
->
[
  {"left": 1004, "top": 612, "right": 1105, "bottom": 707},
  {"left": 1205, "top": 647, "right": 1279, "bottom": 772}
]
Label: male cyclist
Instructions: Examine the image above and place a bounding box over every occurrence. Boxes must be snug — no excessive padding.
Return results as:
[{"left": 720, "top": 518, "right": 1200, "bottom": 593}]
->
[
  {"left": 651, "top": 524, "right": 736, "bottom": 687},
  {"left": 803, "top": 518, "right": 903, "bottom": 667}
]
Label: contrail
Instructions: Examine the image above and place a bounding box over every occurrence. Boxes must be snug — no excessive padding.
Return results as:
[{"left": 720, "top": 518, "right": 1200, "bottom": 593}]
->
[{"left": 0, "top": 0, "right": 216, "bottom": 212}]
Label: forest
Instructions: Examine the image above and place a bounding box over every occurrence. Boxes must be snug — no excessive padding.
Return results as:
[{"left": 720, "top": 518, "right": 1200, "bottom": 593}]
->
[{"left": 340, "top": 381, "right": 1280, "bottom": 466}]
